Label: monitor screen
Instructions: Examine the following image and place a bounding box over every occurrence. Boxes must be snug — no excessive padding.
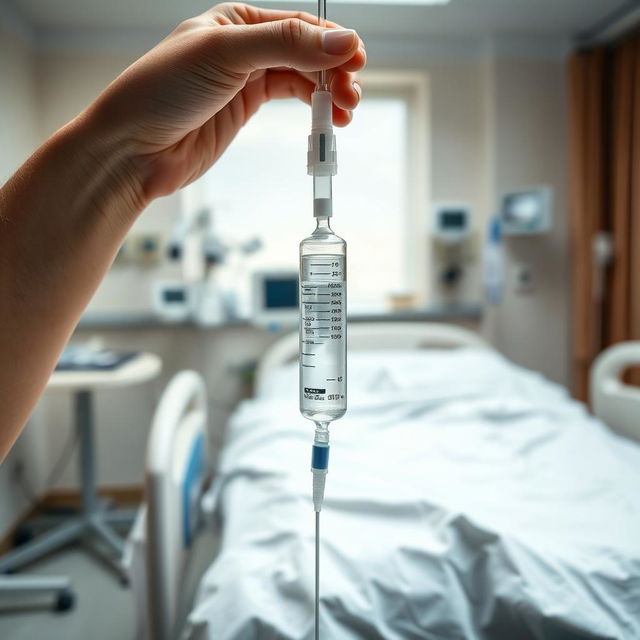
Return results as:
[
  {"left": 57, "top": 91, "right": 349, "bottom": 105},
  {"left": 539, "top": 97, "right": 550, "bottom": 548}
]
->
[
  {"left": 441, "top": 210, "right": 466, "bottom": 229},
  {"left": 163, "top": 288, "right": 186, "bottom": 303},
  {"left": 499, "top": 186, "right": 552, "bottom": 235},
  {"left": 264, "top": 278, "right": 298, "bottom": 309},
  {"left": 503, "top": 192, "right": 541, "bottom": 225}
]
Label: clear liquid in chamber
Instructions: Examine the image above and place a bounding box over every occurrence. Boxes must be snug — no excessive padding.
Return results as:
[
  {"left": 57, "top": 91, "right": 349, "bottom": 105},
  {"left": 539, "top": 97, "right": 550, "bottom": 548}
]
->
[{"left": 299, "top": 253, "right": 346, "bottom": 424}]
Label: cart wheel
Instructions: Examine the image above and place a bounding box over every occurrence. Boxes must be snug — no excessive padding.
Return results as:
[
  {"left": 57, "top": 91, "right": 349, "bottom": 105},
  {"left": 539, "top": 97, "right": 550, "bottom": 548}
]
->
[{"left": 55, "top": 589, "right": 75, "bottom": 612}]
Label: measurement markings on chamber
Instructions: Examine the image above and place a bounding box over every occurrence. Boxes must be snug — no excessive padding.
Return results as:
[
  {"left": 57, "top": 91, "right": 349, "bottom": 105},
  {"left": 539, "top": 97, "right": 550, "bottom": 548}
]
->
[{"left": 300, "top": 254, "right": 346, "bottom": 408}]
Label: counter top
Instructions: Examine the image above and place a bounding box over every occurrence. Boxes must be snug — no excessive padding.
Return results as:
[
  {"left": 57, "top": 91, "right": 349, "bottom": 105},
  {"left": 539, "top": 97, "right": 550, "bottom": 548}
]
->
[{"left": 77, "top": 303, "right": 483, "bottom": 331}]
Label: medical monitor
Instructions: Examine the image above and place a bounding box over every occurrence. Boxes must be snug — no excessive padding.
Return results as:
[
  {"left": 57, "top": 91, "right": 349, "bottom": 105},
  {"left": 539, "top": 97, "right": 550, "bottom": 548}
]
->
[
  {"left": 153, "top": 281, "right": 193, "bottom": 322},
  {"left": 499, "top": 186, "right": 553, "bottom": 235},
  {"left": 431, "top": 203, "right": 472, "bottom": 243},
  {"left": 252, "top": 270, "right": 299, "bottom": 326}
]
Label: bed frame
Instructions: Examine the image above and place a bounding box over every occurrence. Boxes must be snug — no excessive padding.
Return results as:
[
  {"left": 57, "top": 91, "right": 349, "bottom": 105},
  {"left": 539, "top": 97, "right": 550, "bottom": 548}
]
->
[
  {"left": 256, "top": 321, "right": 489, "bottom": 389},
  {"left": 141, "top": 328, "right": 640, "bottom": 640}
]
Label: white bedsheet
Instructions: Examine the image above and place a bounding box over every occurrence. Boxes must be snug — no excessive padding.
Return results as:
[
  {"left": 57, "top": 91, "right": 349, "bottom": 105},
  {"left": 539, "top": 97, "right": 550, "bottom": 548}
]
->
[{"left": 185, "top": 349, "right": 640, "bottom": 639}]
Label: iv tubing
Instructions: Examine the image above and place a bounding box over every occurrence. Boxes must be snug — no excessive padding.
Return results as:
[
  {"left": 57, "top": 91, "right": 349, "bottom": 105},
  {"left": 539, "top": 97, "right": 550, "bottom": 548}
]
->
[
  {"left": 317, "top": 0, "right": 327, "bottom": 89},
  {"left": 315, "top": 511, "right": 320, "bottom": 640},
  {"left": 310, "top": 1, "right": 332, "bottom": 637}
]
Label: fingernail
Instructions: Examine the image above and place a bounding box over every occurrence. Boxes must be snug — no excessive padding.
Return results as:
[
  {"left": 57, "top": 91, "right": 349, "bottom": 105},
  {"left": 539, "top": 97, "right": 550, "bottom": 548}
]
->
[
  {"left": 352, "top": 82, "right": 362, "bottom": 100},
  {"left": 322, "top": 29, "right": 356, "bottom": 55}
]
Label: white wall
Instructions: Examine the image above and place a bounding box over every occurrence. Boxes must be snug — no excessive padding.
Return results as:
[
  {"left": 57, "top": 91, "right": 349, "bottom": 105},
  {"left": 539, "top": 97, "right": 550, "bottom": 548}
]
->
[
  {"left": 370, "top": 48, "right": 488, "bottom": 306},
  {"left": 482, "top": 56, "right": 570, "bottom": 385},
  {"left": 0, "top": 26, "right": 37, "bottom": 180},
  {"left": 368, "top": 39, "right": 570, "bottom": 386}
]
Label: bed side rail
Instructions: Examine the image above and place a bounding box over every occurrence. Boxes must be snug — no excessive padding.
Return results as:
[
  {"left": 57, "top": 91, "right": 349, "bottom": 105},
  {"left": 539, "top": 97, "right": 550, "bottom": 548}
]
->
[
  {"left": 591, "top": 341, "right": 640, "bottom": 442},
  {"left": 145, "top": 371, "right": 208, "bottom": 640}
]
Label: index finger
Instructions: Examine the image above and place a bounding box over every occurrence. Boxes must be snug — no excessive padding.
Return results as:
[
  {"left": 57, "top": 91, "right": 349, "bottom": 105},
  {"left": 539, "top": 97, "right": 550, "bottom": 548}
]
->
[{"left": 211, "top": 3, "right": 363, "bottom": 47}]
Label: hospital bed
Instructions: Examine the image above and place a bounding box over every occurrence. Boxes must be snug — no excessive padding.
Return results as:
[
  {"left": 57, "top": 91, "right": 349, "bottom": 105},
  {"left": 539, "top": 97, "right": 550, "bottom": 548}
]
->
[{"left": 132, "top": 323, "right": 640, "bottom": 640}]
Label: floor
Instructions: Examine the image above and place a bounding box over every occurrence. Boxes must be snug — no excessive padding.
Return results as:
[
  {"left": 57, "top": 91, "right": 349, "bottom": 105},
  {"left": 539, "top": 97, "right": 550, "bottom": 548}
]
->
[
  {"left": 0, "top": 530, "right": 217, "bottom": 640},
  {"left": 0, "top": 545, "right": 135, "bottom": 640}
]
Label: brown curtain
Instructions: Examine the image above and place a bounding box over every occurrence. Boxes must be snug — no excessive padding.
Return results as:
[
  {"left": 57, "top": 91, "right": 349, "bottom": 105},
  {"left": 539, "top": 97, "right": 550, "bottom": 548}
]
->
[{"left": 569, "top": 34, "right": 640, "bottom": 403}]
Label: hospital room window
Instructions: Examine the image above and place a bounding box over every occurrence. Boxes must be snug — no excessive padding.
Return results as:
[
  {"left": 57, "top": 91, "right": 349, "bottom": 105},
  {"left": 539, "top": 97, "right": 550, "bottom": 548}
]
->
[{"left": 197, "top": 83, "right": 419, "bottom": 315}]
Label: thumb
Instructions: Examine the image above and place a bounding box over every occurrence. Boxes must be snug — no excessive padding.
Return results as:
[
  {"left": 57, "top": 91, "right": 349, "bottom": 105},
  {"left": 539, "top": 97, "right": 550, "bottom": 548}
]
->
[{"left": 214, "top": 21, "right": 359, "bottom": 74}]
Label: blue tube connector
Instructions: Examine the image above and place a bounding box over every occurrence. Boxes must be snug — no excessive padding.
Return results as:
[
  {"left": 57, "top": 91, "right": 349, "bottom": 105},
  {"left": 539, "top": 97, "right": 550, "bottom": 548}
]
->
[
  {"left": 311, "top": 426, "right": 330, "bottom": 512},
  {"left": 311, "top": 443, "right": 330, "bottom": 471}
]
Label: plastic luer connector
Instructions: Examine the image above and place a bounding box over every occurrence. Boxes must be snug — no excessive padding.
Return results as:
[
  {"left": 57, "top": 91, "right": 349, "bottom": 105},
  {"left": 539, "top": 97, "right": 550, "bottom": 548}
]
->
[{"left": 307, "top": 91, "right": 337, "bottom": 178}]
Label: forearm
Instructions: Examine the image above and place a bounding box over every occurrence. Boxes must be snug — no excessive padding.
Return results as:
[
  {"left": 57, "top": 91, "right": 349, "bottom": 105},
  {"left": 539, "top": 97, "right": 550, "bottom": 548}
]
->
[{"left": 0, "top": 110, "right": 144, "bottom": 460}]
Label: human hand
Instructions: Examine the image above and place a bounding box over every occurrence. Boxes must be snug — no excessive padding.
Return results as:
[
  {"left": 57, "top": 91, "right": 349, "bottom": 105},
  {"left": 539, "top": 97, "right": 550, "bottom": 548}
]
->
[
  {"left": 88, "top": 2, "right": 366, "bottom": 205},
  {"left": 0, "top": 3, "right": 365, "bottom": 457}
]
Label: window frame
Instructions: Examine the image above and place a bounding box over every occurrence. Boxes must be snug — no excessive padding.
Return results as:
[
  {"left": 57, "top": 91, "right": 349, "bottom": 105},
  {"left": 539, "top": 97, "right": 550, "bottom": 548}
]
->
[
  {"left": 355, "top": 71, "right": 430, "bottom": 305},
  {"left": 181, "top": 70, "right": 430, "bottom": 310}
]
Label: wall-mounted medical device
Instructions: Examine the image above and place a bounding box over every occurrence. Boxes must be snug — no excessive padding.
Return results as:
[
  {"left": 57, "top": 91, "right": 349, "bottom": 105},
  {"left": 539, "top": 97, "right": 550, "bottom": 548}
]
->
[
  {"left": 251, "top": 270, "right": 299, "bottom": 327},
  {"left": 430, "top": 203, "right": 475, "bottom": 294},
  {"left": 499, "top": 186, "right": 553, "bottom": 235},
  {"left": 484, "top": 217, "right": 505, "bottom": 305},
  {"left": 432, "top": 203, "right": 472, "bottom": 244},
  {"left": 153, "top": 281, "right": 193, "bottom": 322}
]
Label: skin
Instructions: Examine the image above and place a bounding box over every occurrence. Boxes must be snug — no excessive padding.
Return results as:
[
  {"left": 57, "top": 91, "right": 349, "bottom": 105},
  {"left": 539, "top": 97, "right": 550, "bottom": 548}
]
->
[{"left": 0, "top": 2, "right": 366, "bottom": 461}]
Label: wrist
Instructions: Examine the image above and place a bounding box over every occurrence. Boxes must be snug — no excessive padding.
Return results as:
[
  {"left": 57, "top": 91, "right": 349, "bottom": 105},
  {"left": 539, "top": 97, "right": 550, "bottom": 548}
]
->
[
  {"left": 79, "top": 92, "right": 185, "bottom": 206},
  {"left": 57, "top": 107, "right": 149, "bottom": 219},
  {"left": 0, "top": 106, "right": 150, "bottom": 314}
]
